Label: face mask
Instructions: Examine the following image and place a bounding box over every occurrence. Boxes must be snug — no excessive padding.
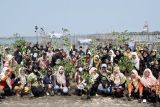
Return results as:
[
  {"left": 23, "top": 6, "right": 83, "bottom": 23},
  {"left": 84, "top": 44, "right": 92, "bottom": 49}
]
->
[
  {"left": 72, "top": 51, "right": 76, "bottom": 55},
  {"left": 34, "top": 69, "right": 38, "bottom": 73},
  {"left": 33, "top": 53, "right": 38, "bottom": 58},
  {"left": 79, "top": 67, "right": 83, "bottom": 72}
]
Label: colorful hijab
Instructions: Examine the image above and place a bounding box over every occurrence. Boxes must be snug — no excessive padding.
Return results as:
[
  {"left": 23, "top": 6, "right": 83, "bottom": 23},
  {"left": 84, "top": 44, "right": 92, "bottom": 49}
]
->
[
  {"left": 0, "top": 67, "right": 12, "bottom": 89},
  {"left": 130, "top": 69, "right": 141, "bottom": 87},
  {"left": 111, "top": 66, "right": 126, "bottom": 85},
  {"left": 0, "top": 67, "right": 10, "bottom": 79},
  {"left": 18, "top": 67, "right": 27, "bottom": 86},
  {"left": 131, "top": 52, "right": 140, "bottom": 70},
  {"left": 93, "top": 55, "right": 100, "bottom": 69},
  {"left": 56, "top": 66, "right": 66, "bottom": 86},
  {"left": 130, "top": 69, "right": 139, "bottom": 81},
  {"left": 141, "top": 68, "right": 157, "bottom": 88}
]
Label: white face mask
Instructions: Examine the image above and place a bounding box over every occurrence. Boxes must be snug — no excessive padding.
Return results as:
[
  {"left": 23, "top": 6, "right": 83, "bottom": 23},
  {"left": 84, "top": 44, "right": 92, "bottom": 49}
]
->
[
  {"left": 79, "top": 67, "right": 83, "bottom": 72},
  {"left": 72, "top": 51, "right": 76, "bottom": 55},
  {"left": 33, "top": 53, "right": 38, "bottom": 58},
  {"left": 34, "top": 69, "right": 38, "bottom": 73}
]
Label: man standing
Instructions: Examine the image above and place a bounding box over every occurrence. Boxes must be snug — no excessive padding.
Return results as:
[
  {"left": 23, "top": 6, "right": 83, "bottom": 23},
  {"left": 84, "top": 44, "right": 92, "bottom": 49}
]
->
[
  {"left": 78, "top": 46, "right": 85, "bottom": 56},
  {"left": 14, "top": 46, "right": 22, "bottom": 64}
]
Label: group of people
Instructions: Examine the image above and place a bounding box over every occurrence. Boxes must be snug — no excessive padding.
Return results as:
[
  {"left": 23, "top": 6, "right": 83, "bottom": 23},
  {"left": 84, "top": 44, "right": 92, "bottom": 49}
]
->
[{"left": 0, "top": 42, "right": 160, "bottom": 105}]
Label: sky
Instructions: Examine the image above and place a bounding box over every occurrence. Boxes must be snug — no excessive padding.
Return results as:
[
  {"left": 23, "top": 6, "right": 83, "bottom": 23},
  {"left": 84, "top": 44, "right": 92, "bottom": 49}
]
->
[{"left": 0, "top": 0, "right": 159, "bottom": 37}]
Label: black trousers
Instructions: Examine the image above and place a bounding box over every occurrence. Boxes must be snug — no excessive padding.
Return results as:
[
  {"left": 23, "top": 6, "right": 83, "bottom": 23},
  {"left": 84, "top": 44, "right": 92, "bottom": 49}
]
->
[
  {"left": 75, "top": 88, "right": 85, "bottom": 96},
  {"left": 31, "top": 86, "right": 44, "bottom": 97},
  {"left": 143, "top": 87, "right": 156, "bottom": 103},
  {"left": 89, "top": 83, "right": 99, "bottom": 96}
]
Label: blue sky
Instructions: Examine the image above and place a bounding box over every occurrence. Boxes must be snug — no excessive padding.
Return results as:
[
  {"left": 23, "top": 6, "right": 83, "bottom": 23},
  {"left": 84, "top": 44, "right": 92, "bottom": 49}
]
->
[{"left": 0, "top": 0, "right": 159, "bottom": 36}]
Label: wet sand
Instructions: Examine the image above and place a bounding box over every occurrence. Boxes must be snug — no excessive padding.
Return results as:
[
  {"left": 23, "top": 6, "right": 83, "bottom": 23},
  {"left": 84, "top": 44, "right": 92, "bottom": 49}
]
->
[{"left": 0, "top": 95, "right": 152, "bottom": 107}]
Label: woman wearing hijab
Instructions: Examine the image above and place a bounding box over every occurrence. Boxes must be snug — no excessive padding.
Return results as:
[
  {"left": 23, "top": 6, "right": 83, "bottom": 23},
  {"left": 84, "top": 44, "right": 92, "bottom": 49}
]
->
[
  {"left": 128, "top": 69, "right": 143, "bottom": 101},
  {"left": 84, "top": 52, "right": 92, "bottom": 68},
  {"left": 110, "top": 66, "right": 126, "bottom": 97},
  {"left": 108, "top": 50, "right": 116, "bottom": 65},
  {"left": 150, "top": 50, "right": 157, "bottom": 63},
  {"left": 140, "top": 51, "right": 152, "bottom": 73},
  {"left": 14, "top": 67, "right": 30, "bottom": 96},
  {"left": 131, "top": 52, "right": 140, "bottom": 71},
  {"left": 55, "top": 66, "right": 69, "bottom": 95},
  {"left": 89, "top": 55, "right": 100, "bottom": 70},
  {"left": 155, "top": 73, "right": 160, "bottom": 104},
  {"left": 124, "top": 48, "right": 132, "bottom": 60},
  {"left": 74, "top": 66, "right": 85, "bottom": 96},
  {"left": 0, "top": 67, "right": 12, "bottom": 96},
  {"left": 0, "top": 60, "right": 14, "bottom": 96},
  {"left": 114, "top": 50, "right": 123, "bottom": 64},
  {"left": 6, "top": 55, "right": 17, "bottom": 66},
  {"left": 88, "top": 67, "right": 100, "bottom": 96},
  {"left": 140, "top": 68, "right": 157, "bottom": 103}
]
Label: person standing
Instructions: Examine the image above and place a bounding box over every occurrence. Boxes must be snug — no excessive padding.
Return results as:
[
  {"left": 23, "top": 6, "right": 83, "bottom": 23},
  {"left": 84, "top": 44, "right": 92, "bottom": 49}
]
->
[{"left": 14, "top": 46, "right": 22, "bottom": 64}]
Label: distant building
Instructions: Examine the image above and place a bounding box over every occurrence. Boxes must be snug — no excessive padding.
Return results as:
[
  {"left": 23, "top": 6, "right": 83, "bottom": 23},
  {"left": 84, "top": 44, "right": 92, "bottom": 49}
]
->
[{"left": 143, "top": 21, "right": 149, "bottom": 32}]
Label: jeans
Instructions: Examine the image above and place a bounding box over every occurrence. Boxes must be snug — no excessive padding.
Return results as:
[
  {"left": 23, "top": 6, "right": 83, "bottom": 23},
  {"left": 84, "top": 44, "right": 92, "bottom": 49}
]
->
[
  {"left": 97, "top": 84, "right": 112, "bottom": 95},
  {"left": 54, "top": 85, "right": 68, "bottom": 94}
]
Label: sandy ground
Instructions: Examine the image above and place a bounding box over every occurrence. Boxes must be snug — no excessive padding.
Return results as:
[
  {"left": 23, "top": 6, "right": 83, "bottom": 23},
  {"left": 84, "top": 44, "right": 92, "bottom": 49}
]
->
[{"left": 0, "top": 95, "right": 153, "bottom": 107}]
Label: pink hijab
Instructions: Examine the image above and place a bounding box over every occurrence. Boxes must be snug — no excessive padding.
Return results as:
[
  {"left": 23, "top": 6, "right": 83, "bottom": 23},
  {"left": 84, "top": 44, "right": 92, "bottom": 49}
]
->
[
  {"left": 141, "top": 68, "right": 157, "bottom": 87},
  {"left": 56, "top": 66, "right": 66, "bottom": 86}
]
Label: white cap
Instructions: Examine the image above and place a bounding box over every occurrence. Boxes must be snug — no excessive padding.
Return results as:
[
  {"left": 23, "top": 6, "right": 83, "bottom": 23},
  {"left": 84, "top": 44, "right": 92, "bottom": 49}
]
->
[{"left": 101, "top": 64, "right": 107, "bottom": 68}]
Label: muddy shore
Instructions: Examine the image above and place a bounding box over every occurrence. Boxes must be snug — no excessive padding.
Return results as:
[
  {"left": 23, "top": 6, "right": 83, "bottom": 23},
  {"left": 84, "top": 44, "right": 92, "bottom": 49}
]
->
[{"left": 0, "top": 95, "right": 153, "bottom": 107}]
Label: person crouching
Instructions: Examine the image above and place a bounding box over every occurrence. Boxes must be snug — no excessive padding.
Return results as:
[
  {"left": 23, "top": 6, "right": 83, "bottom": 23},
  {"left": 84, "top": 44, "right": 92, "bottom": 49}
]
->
[
  {"left": 0, "top": 67, "right": 12, "bottom": 98},
  {"left": 88, "top": 67, "right": 100, "bottom": 96},
  {"left": 140, "top": 68, "right": 157, "bottom": 103},
  {"left": 43, "top": 68, "right": 55, "bottom": 96},
  {"left": 74, "top": 66, "right": 85, "bottom": 96},
  {"left": 27, "top": 66, "right": 44, "bottom": 97},
  {"left": 128, "top": 69, "right": 143, "bottom": 101},
  {"left": 54, "top": 66, "right": 69, "bottom": 95},
  {"left": 14, "top": 67, "right": 30, "bottom": 97},
  {"left": 110, "top": 66, "right": 126, "bottom": 98}
]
